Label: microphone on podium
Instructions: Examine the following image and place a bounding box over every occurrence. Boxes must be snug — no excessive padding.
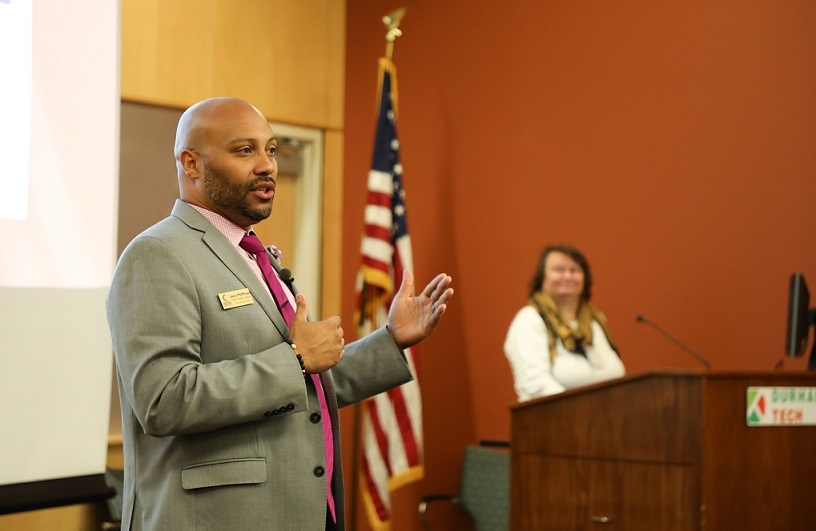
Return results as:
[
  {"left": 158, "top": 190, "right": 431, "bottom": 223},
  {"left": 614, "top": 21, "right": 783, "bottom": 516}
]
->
[{"left": 636, "top": 314, "right": 712, "bottom": 370}]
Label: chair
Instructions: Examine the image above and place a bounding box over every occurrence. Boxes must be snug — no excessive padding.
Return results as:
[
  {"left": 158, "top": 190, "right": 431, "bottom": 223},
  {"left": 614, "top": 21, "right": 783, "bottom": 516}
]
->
[
  {"left": 418, "top": 441, "right": 510, "bottom": 531},
  {"left": 100, "top": 467, "right": 124, "bottom": 530}
]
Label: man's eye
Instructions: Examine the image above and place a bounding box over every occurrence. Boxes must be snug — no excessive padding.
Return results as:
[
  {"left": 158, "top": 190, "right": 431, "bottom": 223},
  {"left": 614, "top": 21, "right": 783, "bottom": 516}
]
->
[
  {"left": 239, "top": 147, "right": 252, "bottom": 154},
  {"left": 267, "top": 147, "right": 276, "bottom": 156}
]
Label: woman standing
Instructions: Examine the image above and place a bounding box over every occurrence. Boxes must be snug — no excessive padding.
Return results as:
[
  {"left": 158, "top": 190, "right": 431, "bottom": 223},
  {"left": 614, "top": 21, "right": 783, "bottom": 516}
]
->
[{"left": 504, "top": 244, "right": 625, "bottom": 401}]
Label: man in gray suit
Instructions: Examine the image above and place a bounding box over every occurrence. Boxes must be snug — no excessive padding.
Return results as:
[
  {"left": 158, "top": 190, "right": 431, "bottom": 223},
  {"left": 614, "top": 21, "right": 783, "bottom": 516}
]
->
[{"left": 107, "top": 97, "right": 453, "bottom": 530}]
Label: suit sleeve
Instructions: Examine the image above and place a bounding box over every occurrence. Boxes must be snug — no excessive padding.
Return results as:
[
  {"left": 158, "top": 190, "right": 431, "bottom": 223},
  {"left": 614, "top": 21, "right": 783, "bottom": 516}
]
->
[{"left": 330, "top": 328, "right": 414, "bottom": 408}]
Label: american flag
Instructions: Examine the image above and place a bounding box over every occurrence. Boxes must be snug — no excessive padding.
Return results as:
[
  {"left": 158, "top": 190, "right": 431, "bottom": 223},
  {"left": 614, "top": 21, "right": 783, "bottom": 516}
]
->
[{"left": 355, "top": 57, "right": 423, "bottom": 530}]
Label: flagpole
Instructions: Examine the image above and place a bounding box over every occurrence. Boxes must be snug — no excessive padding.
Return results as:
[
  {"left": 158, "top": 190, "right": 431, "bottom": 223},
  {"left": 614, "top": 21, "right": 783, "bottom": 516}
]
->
[
  {"left": 383, "top": 7, "right": 406, "bottom": 60},
  {"left": 349, "top": 9, "right": 407, "bottom": 530}
]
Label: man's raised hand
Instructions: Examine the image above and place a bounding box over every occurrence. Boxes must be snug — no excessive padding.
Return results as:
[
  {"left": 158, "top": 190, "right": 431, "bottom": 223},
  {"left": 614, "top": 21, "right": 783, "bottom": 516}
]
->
[{"left": 387, "top": 270, "right": 454, "bottom": 350}]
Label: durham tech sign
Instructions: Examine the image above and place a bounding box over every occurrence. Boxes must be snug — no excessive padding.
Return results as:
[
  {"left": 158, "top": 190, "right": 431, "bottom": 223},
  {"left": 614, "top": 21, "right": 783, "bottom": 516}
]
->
[{"left": 747, "top": 387, "right": 816, "bottom": 426}]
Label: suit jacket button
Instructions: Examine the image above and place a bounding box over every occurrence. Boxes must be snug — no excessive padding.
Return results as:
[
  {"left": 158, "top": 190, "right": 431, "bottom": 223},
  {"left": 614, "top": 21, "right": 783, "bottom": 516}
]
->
[
  {"left": 286, "top": 403, "right": 295, "bottom": 411},
  {"left": 313, "top": 466, "right": 325, "bottom": 477},
  {"left": 263, "top": 411, "right": 274, "bottom": 417},
  {"left": 310, "top": 412, "right": 321, "bottom": 424}
]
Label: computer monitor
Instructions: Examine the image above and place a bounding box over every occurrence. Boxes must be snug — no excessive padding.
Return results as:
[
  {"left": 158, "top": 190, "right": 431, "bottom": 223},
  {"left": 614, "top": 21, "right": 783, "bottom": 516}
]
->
[{"left": 786, "top": 272, "right": 816, "bottom": 370}]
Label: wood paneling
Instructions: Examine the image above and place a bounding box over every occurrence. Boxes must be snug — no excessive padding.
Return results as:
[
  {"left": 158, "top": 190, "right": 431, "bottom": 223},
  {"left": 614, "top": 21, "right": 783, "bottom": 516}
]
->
[
  {"left": 121, "top": 0, "right": 217, "bottom": 107},
  {"left": 510, "top": 371, "right": 816, "bottom": 531},
  {"left": 121, "top": 0, "right": 345, "bottom": 129},
  {"left": 322, "top": 130, "right": 344, "bottom": 318},
  {"left": 0, "top": 503, "right": 103, "bottom": 531},
  {"left": 517, "top": 457, "right": 695, "bottom": 530}
]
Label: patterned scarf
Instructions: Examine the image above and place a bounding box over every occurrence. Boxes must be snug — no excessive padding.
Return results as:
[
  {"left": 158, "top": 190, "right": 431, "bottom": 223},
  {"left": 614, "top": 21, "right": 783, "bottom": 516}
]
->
[{"left": 530, "top": 292, "right": 619, "bottom": 363}]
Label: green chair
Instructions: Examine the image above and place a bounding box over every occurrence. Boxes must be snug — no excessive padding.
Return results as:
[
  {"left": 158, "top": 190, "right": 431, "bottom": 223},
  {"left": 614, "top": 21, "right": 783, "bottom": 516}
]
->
[{"left": 418, "top": 442, "right": 510, "bottom": 531}]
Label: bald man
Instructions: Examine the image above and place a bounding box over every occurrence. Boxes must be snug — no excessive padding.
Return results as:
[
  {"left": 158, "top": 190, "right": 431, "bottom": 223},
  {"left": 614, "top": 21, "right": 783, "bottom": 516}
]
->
[{"left": 107, "top": 97, "right": 453, "bottom": 530}]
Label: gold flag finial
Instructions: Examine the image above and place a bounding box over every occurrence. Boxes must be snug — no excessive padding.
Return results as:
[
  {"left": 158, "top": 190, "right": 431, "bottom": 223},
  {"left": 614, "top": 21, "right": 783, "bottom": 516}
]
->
[{"left": 383, "top": 7, "right": 406, "bottom": 59}]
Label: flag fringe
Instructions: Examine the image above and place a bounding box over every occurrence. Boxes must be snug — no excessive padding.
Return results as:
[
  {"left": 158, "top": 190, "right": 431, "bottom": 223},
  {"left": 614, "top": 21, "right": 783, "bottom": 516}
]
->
[{"left": 360, "top": 465, "right": 425, "bottom": 531}]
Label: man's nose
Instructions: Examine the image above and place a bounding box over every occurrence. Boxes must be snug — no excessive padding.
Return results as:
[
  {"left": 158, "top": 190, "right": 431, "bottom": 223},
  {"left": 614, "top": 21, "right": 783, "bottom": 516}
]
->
[{"left": 256, "top": 153, "right": 276, "bottom": 175}]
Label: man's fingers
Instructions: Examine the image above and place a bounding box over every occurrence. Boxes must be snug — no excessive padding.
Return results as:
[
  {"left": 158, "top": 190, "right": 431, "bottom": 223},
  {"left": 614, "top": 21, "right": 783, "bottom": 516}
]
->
[
  {"left": 294, "top": 293, "right": 309, "bottom": 321},
  {"left": 425, "top": 274, "right": 453, "bottom": 305},
  {"left": 395, "top": 269, "right": 415, "bottom": 298},
  {"left": 422, "top": 272, "right": 449, "bottom": 298}
]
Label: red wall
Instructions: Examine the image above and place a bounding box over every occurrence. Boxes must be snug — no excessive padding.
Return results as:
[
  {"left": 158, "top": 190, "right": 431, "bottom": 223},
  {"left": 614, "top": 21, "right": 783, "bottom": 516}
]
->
[{"left": 341, "top": 1, "right": 816, "bottom": 529}]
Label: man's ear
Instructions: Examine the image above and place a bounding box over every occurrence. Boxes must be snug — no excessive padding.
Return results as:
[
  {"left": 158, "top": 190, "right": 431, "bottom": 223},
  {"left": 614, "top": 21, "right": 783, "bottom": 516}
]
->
[{"left": 179, "top": 149, "right": 201, "bottom": 180}]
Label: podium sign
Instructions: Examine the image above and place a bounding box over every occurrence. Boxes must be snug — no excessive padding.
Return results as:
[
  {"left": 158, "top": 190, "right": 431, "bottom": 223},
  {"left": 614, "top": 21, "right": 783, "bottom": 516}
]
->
[{"left": 747, "top": 386, "right": 816, "bottom": 426}]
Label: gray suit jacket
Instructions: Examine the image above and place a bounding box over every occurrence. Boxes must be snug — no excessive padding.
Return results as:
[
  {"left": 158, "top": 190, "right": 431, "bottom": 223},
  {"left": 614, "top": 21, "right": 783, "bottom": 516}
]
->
[{"left": 107, "top": 200, "right": 412, "bottom": 530}]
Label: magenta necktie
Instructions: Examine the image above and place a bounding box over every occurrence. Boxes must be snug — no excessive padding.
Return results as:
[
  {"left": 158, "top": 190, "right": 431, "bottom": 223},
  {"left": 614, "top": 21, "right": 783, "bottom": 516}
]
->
[
  {"left": 239, "top": 233, "right": 295, "bottom": 321},
  {"left": 239, "top": 233, "right": 336, "bottom": 522}
]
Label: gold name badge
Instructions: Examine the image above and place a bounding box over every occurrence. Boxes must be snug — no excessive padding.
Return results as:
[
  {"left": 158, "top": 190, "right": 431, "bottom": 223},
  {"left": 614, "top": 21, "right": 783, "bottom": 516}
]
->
[{"left": 218, "top": 288, "right": 255, "bottom": 309}]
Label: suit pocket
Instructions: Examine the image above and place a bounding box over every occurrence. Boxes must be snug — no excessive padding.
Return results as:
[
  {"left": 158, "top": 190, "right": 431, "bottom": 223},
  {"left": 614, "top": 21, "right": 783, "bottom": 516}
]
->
[{"left": 181, "top": 457, "right": 267, "bottom": 490}]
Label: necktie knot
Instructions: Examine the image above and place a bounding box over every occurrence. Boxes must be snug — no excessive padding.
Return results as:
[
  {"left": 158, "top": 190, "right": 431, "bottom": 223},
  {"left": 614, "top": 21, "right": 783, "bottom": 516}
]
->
[
  {"left": 238, "top": 233, "right": 294, "bottom": 324},
  {"left": 239, "top": 233, "right": 266, "bottom": 255}
]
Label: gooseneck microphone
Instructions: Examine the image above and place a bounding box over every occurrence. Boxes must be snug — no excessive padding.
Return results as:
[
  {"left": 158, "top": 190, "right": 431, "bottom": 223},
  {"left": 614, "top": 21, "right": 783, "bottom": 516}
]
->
[{"left": 636, "top": 314, "right": 712, "bottom": 370}]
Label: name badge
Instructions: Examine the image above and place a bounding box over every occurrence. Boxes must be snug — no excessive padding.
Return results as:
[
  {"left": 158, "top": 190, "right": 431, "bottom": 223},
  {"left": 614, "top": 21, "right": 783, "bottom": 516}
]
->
[{"left": 218, "top": 288, "right": 255, "bottom": 309}]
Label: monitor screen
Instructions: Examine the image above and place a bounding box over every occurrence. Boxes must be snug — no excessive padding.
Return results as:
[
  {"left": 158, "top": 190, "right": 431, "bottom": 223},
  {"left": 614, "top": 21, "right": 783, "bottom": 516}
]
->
[{"left": 786, "top": 272, "right": 815, "bottom": 369}]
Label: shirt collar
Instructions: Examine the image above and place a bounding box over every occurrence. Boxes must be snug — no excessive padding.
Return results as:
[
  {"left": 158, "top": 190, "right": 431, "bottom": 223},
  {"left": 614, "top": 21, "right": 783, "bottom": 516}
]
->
[{"left": 187, "top": 203, "right": 251, "bottom": 248}]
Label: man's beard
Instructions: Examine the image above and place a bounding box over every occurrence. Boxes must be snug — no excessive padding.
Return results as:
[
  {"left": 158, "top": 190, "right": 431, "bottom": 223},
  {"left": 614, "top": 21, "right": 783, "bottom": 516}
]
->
[{"left": 202, "top": 162, "right": 273, "bottom": 223}]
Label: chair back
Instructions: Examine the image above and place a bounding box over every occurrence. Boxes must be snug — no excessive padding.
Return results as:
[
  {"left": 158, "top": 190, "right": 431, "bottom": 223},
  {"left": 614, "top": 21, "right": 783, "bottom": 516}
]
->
[{"left": 459, "top": 444, "right": 510, "bottom": 531}]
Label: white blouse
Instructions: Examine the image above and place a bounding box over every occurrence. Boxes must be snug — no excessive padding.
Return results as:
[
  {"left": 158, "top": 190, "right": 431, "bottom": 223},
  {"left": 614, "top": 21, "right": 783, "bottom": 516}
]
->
[{"left": 504, "top": 305, "right": 625, "bottom": 402}]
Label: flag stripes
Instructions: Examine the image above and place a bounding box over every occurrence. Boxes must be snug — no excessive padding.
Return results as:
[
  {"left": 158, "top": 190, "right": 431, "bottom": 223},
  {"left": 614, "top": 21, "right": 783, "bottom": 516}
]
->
[{"left": 355, "top": 57, "right": 424, "bottom": 531}]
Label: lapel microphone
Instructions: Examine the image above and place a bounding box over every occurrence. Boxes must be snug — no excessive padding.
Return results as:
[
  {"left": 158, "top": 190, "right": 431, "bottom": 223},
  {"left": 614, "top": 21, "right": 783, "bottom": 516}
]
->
[{"left": 279, "top": 268, "right": 295, "bottom": 292}]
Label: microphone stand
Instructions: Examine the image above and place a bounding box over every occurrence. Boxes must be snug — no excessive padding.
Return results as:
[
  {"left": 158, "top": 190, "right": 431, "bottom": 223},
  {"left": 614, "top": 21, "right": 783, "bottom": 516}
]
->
[{"left": 636, "top": 315, "right": 712, "bottom": 370}]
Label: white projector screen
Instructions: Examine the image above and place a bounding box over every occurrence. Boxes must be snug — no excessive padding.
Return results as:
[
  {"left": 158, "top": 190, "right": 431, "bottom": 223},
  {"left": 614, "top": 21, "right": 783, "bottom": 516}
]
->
[{"left": 0, "top": 0, "right": 119, "bottom": 512}]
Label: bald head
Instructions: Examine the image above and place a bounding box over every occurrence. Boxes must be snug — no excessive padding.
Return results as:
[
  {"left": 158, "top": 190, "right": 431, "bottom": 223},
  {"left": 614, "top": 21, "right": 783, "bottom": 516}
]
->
[{"left": 174, "top": 97, "right": 266, "bottom": 167}]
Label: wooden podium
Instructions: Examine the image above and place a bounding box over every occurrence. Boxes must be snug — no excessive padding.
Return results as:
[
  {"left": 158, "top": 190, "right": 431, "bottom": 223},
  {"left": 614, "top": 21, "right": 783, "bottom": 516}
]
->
[{"left": 509, "top": 370, "right": 816, "bottom": 530}]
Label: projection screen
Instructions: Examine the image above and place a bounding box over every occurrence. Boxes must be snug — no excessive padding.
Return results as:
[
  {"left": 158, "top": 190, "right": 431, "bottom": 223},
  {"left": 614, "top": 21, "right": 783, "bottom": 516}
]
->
[{"left": 0, "top": 0, "right": 119, "bottom": 513}]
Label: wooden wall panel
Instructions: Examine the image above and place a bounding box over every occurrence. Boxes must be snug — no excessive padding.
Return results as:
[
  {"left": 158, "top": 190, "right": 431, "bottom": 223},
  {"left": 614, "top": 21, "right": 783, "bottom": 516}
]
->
[
  {"left": 121, "top": 0, "right": 217, "bottom": 106},
  {"left": 121, "top": 0, "right": 345, "bottom": 129},
  {"left": 322, "top": 130, "right": 344, "bottom": 319}
]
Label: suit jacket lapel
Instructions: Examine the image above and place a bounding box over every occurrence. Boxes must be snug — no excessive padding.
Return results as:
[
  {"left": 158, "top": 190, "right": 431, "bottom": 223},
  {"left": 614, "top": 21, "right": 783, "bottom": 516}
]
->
[
  {"left": 171, "top": 200, "right": 290, "bottom": 338},
  {"left": 171, "top": 201, "right": 338, "bottom": 406}
]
